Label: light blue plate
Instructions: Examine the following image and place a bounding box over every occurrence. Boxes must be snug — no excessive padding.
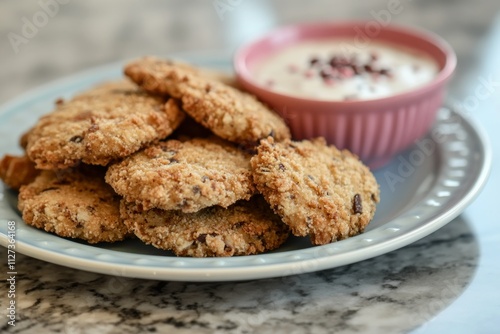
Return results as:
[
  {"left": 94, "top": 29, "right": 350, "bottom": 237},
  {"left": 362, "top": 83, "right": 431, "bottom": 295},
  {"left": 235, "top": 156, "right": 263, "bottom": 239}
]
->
[{"left": 0, "top": 54, "right": 492, "bottom": 281}]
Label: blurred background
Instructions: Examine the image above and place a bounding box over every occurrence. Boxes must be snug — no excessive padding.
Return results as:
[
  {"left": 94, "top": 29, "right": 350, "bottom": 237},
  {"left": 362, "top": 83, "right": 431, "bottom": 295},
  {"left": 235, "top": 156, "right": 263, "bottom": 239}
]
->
[{"left": 0, "top": 0, "right": 499, "bottom": 108}]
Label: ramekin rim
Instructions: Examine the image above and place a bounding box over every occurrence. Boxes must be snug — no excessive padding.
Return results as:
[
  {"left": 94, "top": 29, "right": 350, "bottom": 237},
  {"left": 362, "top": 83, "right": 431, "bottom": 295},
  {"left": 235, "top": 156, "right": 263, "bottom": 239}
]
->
[{"left": 233, "top": 20, "right": 457, "bottom": 108}]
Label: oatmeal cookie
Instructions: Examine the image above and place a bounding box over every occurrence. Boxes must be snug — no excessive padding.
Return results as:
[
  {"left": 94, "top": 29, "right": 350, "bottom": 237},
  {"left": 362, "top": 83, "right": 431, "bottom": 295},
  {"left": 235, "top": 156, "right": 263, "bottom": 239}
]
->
[
  {"left": 124, "top": 57, "right": 290, "bottom": 145},
  {"left": 0, "top": 154, "right": 39, "bottom": 190},
  {"left": 106, "top": 137, "right": 255, "bottom": 212},
  {"left": 18, "top": 167, "right": 129, "bottom": 243},
  {"left": 251, "top": 137, "right": 380, "bottom": 245},
  {"left": 121, "top": 196, "right": 290, "bottom": 257},
  {"left": 26, "top": 80, "right": 185, "bottom": 169}
]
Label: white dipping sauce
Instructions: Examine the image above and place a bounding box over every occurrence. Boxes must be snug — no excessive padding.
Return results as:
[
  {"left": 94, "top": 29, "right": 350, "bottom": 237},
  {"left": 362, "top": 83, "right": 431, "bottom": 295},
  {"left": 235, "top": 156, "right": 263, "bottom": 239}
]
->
[{"left": 253, "top": 40, "right": 439, "bottom": 101}]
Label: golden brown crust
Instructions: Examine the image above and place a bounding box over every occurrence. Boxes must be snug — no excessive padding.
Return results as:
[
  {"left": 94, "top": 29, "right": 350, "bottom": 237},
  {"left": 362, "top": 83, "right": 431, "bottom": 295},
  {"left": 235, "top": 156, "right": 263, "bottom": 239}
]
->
[
  {"left": 106, "top": 137, "right": 256, "bottom": 212},
  {"left": 26, "top": 81, "right": 185, "bottom": 169},
  {"left": 121, "top": 196, "right": 290, "bottom": 257},
  {"left": 124, "top": 57, "right": 290, "bottom": 145},
  {"left": 251, "top": 137, "right": 380, "bottom": 245},
  {"left": 0, "top": 154, "right": 40, "bottom": 190},
  {"left": 18, "top": 167, "right": 129, "bottom": 243}
]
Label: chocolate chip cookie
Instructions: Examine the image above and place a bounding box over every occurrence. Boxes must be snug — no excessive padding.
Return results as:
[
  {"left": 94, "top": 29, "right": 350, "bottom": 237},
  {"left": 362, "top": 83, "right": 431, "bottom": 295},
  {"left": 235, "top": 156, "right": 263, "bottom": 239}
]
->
[
  {"left": 26, "top": 81, "right": 185, "bottom": 169},
  {"left": 251, "top": 137, "right": 380, "bottom": 245},
  {"left": 121, "top": 196, "right": 290, "bottom": 257},
  {"left": 106, "top": 137, "right": 255, "bottom": 212},
  {"left": 18, "top": 167, "right": 129, "bottom": 243},
  {"left": 124, "top": 57, "right": 290, "bottom": 145}
]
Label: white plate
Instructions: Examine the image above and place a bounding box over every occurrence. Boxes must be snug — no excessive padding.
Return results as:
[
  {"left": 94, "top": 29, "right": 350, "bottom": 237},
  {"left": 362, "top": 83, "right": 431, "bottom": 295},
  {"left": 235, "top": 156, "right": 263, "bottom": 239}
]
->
[{"left": 0, "top": 55, "right": 492, "bottom": 282}]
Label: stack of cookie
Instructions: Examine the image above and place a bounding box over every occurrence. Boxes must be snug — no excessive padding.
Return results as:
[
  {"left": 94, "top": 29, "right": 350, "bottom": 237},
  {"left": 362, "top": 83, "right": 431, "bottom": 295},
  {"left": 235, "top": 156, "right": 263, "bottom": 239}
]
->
[{"left": 0, "top": 57, "right": 379, "bottom": 257}]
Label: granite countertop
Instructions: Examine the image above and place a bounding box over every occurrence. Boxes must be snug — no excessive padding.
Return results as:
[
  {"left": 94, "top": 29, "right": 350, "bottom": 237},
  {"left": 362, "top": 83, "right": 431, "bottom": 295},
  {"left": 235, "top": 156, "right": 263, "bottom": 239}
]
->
[{"left": 1, "top": 1, "right": 499, "bottom": 333}]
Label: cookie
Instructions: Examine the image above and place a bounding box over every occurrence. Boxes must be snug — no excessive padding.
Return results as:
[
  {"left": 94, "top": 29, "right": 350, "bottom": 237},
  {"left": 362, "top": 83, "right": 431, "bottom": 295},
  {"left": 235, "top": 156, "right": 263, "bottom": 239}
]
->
[
  {"left": 121, "top": 196, "right": 290, "bottom": 257},
  {"left": 26, "top": 80, "right": 185, "bottom": 169},
  {"left": 106, "top": 137, "right": 255, "bottom": 212},
  {"left": 0, "top": 154, "right": 40, "bottom": 190},
  {"left": 251, "top": 137, "right": 380, "bottom": 245},
  {"left": 124, "top": 57, "right": 290, "bottom": 145},
  {"left": 18, "top": 167, "right": 129, "bottom": 244}
]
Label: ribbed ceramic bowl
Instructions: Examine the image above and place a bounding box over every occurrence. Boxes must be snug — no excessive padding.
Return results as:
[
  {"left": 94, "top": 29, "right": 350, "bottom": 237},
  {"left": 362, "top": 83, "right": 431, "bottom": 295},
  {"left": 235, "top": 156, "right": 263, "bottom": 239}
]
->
[{"left": 234, "top": 22, "right": 456, "bottom": 168}]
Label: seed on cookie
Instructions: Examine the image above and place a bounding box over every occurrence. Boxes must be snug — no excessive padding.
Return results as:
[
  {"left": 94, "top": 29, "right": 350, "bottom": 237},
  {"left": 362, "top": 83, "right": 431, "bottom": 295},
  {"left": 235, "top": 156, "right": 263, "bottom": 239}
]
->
[
  {"left": 105, "top": 137, "right": 256, "bottom": 213},
  {"left": 251, "top": 137, "right": 380, "bottom": 245},
  {"left": 121, "top": 196, "right": 290, "bottom": 257},
  {"left": 18, "top": 166, "right": 129, "bottom": 244},
  {"left": 124, "top": 57, "right": 291, "bottom": 146},
  {"left": 26, "top": 80, "right": 185, "bottom": 169}
]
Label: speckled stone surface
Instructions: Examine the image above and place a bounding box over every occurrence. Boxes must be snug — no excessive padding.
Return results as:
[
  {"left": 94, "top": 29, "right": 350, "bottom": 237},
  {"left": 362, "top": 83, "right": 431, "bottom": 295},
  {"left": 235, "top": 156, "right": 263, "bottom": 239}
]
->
[
  {"left": 0, "top": 1, "right": 499, "bottom": 333},
  {"left": 0, "top": 218, "right": 480, "bottom": 333}
]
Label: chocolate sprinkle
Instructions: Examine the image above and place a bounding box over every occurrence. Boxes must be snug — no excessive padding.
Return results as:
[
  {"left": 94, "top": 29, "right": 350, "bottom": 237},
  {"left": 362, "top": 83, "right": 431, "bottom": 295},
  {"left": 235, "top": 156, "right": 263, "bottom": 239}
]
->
[
  {"left": 192, "top": 185, "right": 201, "bottom": 194},
  {"left": 69, "top": 135, "right": 83, "bottom": 143},
  {"left": 41, "top": 187, "right": 59, "bottom": 193},
  {"left": 353, "top": 194, "right": 363, "bottom": 214}
]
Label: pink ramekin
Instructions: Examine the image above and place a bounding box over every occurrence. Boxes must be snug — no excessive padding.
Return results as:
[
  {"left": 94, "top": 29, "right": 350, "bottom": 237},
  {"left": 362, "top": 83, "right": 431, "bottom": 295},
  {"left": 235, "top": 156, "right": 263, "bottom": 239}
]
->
[{"left": 234, "top": 21, "right": 456, "bottom": 168}]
